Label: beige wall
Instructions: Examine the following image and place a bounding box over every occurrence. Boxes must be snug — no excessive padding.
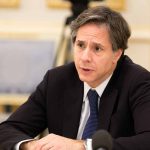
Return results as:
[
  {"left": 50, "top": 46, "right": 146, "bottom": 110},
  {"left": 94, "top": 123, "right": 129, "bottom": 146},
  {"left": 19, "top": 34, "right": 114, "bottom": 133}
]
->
[
  {"left": 122, "top": 0, "right": 150, "bottom": 70},
  {"left": 0, "top": 0, "right": 150, "bottom": 70}
]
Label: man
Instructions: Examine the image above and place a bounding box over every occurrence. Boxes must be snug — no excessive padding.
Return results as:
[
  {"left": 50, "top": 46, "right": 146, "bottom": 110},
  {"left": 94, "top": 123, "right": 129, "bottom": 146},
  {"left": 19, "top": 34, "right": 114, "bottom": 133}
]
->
[{"left": 0, "top": 6, "right": 150, "bottom": 150}]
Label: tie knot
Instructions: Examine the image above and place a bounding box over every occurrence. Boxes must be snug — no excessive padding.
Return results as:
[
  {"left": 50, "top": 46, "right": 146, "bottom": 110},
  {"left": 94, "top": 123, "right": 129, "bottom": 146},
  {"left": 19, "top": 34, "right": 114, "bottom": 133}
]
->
[{"left": 88, "top": 89, "right": 99, "bottom": 104}]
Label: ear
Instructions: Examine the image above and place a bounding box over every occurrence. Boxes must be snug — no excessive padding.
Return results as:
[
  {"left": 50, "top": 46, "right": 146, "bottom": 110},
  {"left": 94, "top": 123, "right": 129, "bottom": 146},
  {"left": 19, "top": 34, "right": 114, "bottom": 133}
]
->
[{"left": 113, "top": 49, "right": 123, "bottom": 63}]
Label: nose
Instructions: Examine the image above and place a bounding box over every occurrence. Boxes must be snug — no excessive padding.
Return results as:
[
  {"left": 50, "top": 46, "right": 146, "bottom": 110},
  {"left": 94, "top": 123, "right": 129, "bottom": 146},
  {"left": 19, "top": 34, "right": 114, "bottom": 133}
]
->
[{"left": 81, "top": 48, "right": 92, "bottom": 62}]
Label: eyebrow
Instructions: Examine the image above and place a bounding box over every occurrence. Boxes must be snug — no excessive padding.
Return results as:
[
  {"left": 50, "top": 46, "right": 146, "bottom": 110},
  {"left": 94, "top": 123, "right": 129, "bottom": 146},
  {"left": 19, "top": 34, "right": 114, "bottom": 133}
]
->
[
  {"left": 75, "top": 40, "right": 84, "bottom": 43},
  {"left": 76, "top": 40, "right": 105, "bottom": 49},
  {"left": 94, "top": 43, "right": 105, "bottom": 49}
]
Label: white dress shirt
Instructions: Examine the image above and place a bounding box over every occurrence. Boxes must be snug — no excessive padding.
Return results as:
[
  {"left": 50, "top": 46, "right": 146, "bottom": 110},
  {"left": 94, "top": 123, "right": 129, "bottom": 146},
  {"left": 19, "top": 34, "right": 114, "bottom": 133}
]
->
[{"left": 77, "top": 75, "right": 112, "bottom": 139}]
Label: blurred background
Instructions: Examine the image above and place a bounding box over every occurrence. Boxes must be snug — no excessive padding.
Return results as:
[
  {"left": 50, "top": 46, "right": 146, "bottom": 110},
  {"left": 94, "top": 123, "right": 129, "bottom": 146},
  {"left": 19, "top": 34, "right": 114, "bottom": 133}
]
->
[{"left": 0, "top": 0, "right": 150, "bottom": 121}]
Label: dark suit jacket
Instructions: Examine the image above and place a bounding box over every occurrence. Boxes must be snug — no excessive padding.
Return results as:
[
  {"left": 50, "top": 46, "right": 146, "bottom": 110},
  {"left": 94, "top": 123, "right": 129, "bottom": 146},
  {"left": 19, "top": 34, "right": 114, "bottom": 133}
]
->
[{"left": 1, "top": 55, "right": 150, "bottom": 150}]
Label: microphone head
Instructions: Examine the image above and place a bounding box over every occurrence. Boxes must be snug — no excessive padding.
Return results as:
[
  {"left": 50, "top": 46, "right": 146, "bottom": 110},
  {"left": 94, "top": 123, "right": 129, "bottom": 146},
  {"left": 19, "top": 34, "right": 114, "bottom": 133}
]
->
[{"left": 92, "top": 130, "right": 113, "bottom": 150}]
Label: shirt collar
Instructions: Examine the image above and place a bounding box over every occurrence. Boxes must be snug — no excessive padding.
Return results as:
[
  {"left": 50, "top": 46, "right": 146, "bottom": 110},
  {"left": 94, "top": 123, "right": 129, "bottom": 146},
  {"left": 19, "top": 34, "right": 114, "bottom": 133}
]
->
[{"left": 83, "top": 75, "right": 112, "bottom": 102}]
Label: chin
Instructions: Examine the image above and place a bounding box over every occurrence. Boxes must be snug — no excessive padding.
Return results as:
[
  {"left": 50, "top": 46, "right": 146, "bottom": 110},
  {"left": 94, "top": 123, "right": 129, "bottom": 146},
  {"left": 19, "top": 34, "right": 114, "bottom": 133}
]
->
[{"left": 79, "top": 75, "right": 93, "bottom": 83}]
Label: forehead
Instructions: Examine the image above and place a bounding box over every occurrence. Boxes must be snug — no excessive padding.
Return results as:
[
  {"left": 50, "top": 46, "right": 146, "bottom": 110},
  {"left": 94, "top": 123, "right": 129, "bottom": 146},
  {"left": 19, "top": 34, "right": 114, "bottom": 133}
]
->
[{"left": 76, "top": 23, "right": 110, "bottom": 42}]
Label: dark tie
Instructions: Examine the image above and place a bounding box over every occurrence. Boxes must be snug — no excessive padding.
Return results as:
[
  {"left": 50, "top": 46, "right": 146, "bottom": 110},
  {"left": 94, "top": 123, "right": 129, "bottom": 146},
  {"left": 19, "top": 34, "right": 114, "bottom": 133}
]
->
[{"left": 82, "top": 89, "right": 99, "bottom": 139}]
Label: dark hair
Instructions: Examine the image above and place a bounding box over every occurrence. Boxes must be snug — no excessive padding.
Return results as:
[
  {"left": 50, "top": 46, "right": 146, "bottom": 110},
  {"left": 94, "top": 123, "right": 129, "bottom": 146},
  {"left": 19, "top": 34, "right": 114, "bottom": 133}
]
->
[{"left": 70, "top": 6, "right": 131, "bottom": 51}]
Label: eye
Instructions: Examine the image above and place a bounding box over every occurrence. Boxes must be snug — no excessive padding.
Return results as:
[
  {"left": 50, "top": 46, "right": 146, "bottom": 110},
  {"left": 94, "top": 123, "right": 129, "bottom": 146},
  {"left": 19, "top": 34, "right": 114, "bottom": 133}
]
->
[
  {"left": 77, "top": 42, "right": 85, "bottom": 49},
  {"left": 94, "top": 46, "right": 103, "bottom": 53},
  {"left": 93, "top": 44, "right": 104, "bottom": 53},
  {"left": 95, "top": 46, "right": 101, "bottom": 52}
]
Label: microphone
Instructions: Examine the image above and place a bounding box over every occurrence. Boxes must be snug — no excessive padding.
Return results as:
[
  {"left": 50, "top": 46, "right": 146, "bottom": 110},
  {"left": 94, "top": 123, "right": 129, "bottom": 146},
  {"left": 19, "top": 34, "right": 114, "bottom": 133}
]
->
[{"left": 92, "top": 130, "right": 113, "bottom": 150}]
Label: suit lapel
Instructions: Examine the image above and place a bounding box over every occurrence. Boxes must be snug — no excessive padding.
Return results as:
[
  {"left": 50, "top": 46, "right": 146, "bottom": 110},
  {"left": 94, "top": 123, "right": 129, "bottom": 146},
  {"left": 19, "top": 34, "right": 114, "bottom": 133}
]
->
[
  {"left": 62, "top": 80, "right": 84, "bottom": 139},
  {"left": 98, "top": 86, "right": 118, "bottom": 130},
  {"left": 98, "top": 56, "right": 124, "bottom": 130}
]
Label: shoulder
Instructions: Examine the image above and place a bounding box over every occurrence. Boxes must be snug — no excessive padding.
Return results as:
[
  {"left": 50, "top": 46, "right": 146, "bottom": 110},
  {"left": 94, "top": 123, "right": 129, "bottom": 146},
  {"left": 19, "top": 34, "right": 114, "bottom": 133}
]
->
[
  {"left": 118, "top": 55, "right": 150, "bottom": 78},
  {"left": 47, "top": 62, "right": 78, "bottom": 79},
  {"left": 110, "top": 55, "right": 150, "bottom": 90},
  {"left": 122, "top": 56, "right": 150, "bottom": 90},
  {"left": 121, "top": 55, "right": 150, "bottom": 77},
  {"left": 43, "top": 62, "right": 81, "bottom": 86}
]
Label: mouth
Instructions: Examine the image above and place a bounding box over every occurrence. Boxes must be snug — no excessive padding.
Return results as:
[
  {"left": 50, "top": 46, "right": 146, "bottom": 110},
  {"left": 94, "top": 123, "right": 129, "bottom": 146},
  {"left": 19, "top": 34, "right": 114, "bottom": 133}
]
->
[
  {"left": 82, "top": 68, "right": 91, "bottom": 71},
  {"left": 80, "top": 67, "right": 93, "bottom": 72}
]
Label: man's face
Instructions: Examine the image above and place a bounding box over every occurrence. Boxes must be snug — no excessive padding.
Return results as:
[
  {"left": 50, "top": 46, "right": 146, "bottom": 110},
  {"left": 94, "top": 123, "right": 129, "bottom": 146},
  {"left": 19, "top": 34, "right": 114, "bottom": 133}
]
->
[{"left": 73, "top": 23, "right": 122, "bottom": 88}]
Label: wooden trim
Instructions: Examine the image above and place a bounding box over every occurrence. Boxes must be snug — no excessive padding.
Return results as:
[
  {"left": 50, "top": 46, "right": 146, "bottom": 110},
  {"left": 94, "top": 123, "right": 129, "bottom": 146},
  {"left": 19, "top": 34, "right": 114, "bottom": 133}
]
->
[
  {"left": 0, "top": 0, "right": 20, "bottom": 8},
  {"left": 46, "top": 0, "right": 125, "bottom": 11},
  {"left": 46, "top": 0, "right": 71, "bottom": 9},
  {"left": 0, "top": 94, "right": 28, "bottom": 106}
]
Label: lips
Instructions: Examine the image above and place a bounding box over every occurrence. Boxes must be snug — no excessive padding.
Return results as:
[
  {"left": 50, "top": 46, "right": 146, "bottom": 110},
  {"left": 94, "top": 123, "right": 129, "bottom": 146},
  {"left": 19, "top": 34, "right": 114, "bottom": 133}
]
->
[
  {"left": 80, "top": 67, "right": 93, "bottom": 72},
  {"left": 82, "top": 68, "right": 91, "bottom": 71}
]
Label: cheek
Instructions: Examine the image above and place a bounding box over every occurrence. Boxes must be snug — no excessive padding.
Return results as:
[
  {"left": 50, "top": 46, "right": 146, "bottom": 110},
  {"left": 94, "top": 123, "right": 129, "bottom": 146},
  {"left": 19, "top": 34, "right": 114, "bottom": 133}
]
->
[
  {"left": 73, "top": 49, "right": 77, "bottom": 58},
  {"left": 73, "top": 52, "right": 80, "bottom": 67},
  {"left": 74, "top": 50, "right": 81, "bottom": 61},
  {"left": 73, "top": 51, "right": 78, "bottom": 61},
  {"left": 96, "top": 56, "right": 114, "bottom": 69},
  {"left": 98, "top": 54, "right": 112, "bottom": 63}
]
